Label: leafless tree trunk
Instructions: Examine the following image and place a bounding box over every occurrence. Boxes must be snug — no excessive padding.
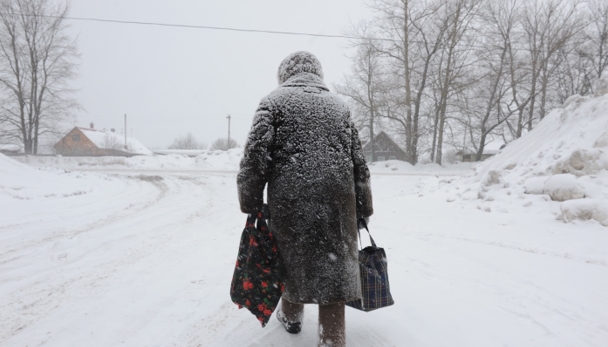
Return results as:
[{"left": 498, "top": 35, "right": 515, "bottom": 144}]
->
[
  {"left": 364, "top": 0, "right": 414, "bottom": 162},
  {"left": 537, "top": 1, "right": 583, "bottom": 120},
  {"left": 587, "top": 0, "right": 608, "bottom": 80},
  {"left": 0, "top": 0, "right": 79, "bottom": 154},
  {"left": 430, "top": 86, "right": 441, "bottom": 162},
  {"left": 368, "top": 0, "right": 451, "bottom": 164},
  {"left": 554, "top": 1, "right": 607, "bottom": 101},
  {"left": 408, "top": 1, "right": 448, "bottom": 164},
  {"left": 335, "top": 29, "right": 386, "bottom": 163},
  {"left": 434, "top": 0, "right": 480, "bottom": 165},
  {"left": 520, "top": 0, "right": 583, "bottom": 131},
  {"left": 401, "top": 0, "right": 413, "bottom": 163},
  {"left": 471, "top": 0, "right": 517, "bottom": 161}
]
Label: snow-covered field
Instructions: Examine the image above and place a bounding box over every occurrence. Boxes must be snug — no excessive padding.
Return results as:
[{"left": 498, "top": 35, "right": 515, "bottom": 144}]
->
[
  {"left": 1, "top": 151, "right": 606, "bottom": 347},
  {"left": 3, "top": 87, "right": 608, "bottom": 346}
]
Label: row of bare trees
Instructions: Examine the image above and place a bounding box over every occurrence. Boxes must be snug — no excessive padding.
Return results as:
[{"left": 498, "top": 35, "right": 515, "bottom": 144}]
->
[
  {"left": 0, "top": 0, "right": 78, "bottom": 155},
  {"left": 337, "top": 0, "right": 608, "bottom": 164},
  {"left": 168, "top": 132, "right": 239, "bottom": 151}
]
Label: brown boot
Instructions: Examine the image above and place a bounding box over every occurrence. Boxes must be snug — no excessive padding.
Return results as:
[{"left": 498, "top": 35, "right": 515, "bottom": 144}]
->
[
  {"left": 277, "top": 298, "right": 304, "bottom": 334},
  {"left": 318, "top": 302, "right": 345, "bottom": 347}
]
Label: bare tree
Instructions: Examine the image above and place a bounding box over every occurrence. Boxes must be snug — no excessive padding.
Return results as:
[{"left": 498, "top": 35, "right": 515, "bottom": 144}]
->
[
  {"left": 168, "top": 132, "right": 207, "bottom": 150},
  {"left": 557, "top": 0, "right": 608, "bottom": 100},
  {"left": 339, "top": 0, "right": 601, "bottom": 163},
  {"left": 432, "top": 0, "right": 481, "bottom": 165},
  {"left": 468, "top": 0, "right": 518, "bottom": 161},
  {"left": 210, "top": 137, "right": 238, "bottom": 151},
  {"left": 518, "top": 0, "right": 583, "bottom": 134},
  {"left": 0, "top": 0, "right": 79, "bottom": 155},
  {"left": 407, "top": 2, "right": 449, "bottom": 164},
  {"left": 585, "top": 0, "right": 608, "bottom": 80},
  {"left": 103, "top": 133, "right": 123, "bottom": 150},
  {"left": 335, "top": 29, "right": 387, "bottom": 163},
  {"left": 351, "top": 0, "right": 415, "bottom": 163},
  {"left": 555, "top": 43, "right": 594, "bottom": 102},
  {"left": 351, "top": 0, "right": 450, "bottom": 164}
]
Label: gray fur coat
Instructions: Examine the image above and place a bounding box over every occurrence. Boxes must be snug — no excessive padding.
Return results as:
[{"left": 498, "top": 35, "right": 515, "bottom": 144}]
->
[{"left": 237, "top": 72, "right": 373, "bottom": 304}]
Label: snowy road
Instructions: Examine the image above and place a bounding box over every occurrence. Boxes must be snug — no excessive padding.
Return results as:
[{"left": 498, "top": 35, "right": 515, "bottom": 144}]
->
[{"left": 1, "top": 170, "right": 607, "bottom": 346}]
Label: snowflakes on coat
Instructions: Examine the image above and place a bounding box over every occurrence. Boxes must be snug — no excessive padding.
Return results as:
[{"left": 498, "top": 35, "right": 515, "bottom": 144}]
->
[{"left": 237, "top": 52, "right": 373, "bottom": 305}]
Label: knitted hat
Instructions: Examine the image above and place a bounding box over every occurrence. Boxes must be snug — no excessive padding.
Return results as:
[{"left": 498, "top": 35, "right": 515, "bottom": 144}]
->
[{"left": 277, "top": 51, "right": 324, "bottom": 84}]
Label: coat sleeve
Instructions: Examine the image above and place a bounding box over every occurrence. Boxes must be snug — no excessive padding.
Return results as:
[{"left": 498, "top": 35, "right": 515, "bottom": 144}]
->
[
  {"left": 237, "top": 98, "right": 275, "bottom": 214},
  {"left": 350, "top": 121, "right": 373, "bottom": 218}
]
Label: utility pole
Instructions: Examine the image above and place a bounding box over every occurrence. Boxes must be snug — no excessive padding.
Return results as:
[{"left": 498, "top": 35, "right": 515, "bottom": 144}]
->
[
  {"left": 227, "top": 114, "right": 231, "bottom": 144},
  {"left": 124, "top": 114, "right": 127, "bottom": 150}
]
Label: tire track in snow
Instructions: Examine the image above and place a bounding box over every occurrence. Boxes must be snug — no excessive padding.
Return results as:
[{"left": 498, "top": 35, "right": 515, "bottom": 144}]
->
[
  {"left": 0, "top": 173, "right": 145, "bottom": 231},
  {"left": 404, "top": 229, "right": 608, "bottom": 268},
  {"left": 0, "top": 176, "right": 167, "bottom": 264},
  {"left": 0, "top": 174, "right": 213, "bottom": 344}
]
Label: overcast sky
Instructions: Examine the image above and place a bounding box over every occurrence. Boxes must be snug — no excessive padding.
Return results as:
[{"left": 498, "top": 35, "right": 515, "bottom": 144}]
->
[{"left": 66, "top": 1, "right": 371, "bottom": 149}]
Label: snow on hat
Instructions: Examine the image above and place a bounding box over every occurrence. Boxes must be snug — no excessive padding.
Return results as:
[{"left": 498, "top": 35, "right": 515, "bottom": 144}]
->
[{"left": 277, "top": 51, "right": 324, "bottom": 84}]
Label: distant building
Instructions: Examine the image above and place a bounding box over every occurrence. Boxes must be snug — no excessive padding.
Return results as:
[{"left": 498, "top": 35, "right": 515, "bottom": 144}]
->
[
  {"left": 54, "top": 124, "right": 151, "bottom": 156},
  {"left": 456, "top": 143, "right": 505, "bottom": 162},
  {"left": 0, "top": 144, "right": 21, "bottom": 156},
  {"left": 362, "top": 131, "right": 407, "bottom": 163}
]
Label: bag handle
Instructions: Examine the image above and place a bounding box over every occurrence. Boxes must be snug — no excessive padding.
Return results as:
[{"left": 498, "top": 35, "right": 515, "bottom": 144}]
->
[
  {"left": 246, "top": 204, "right": 270, "bottom": 229},
  {"left": 357, "top": 218, "right": 377, "bottom": 249}
]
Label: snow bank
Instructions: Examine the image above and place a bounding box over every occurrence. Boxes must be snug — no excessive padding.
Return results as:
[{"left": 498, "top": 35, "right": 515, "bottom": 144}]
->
[
  {"left": 368, "top": 160, "right": 472, "bottom": 175},
  {"left": 14, "top": 148, "right": 245, "bottom": 171},
  {"left": 450, "top": 73, "right": 608, "bottom": 226},
  {"left": 0, "top": 153, "right": 94, "bottom": 199},
  {"left": 561, "top": 199, "right": 608, "bottom": 226}
]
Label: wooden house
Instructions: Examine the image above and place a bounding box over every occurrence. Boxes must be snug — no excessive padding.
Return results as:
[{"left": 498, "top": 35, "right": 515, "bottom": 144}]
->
[
  {"left": 362, "top": 131, "right": 407, "bottom": 163},
  {"left": 54, "top": 124, "right": 151, "bottom": 156}
]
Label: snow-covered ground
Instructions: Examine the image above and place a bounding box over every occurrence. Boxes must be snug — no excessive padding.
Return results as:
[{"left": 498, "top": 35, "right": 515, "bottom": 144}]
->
[
  {"left": 3, "top": 85, "right": 608, "bottom": 346},
  {"left": 2, "top": 149, "right": 607, "bottom": 347},
  {"left": 14, "top": 148, "right": 245, "bottom": 172},
  {"left": 13, "top": 150, "right": 472, "bottom": 176}
]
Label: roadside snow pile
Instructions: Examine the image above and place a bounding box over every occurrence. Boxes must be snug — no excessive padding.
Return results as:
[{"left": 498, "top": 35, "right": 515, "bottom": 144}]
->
[
  {"left": 15, "top": 148, "right": 245, "bottom": 171},
  {"left": 449, "top": 77, "right": 608, "bottom": 227},
  {"left": 369, "top": 160, "right": 472, "bottom": 175},
  {"left": 0, "top": 153, "right": 94, "bottom": 199}
]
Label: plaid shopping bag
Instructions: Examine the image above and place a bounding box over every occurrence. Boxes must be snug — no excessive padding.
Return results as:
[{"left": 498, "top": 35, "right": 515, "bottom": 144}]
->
[
  {"left": 230, "top": 207, "right": 284, "bottom": 327},
  {"left": 346, "top": 219, "right": 394, "bottom": 312}
]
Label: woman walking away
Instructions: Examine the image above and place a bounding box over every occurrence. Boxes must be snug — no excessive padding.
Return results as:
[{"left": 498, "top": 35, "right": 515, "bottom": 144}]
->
[{"left": 237, "top": 51, "right": 373, "bottom": 347}]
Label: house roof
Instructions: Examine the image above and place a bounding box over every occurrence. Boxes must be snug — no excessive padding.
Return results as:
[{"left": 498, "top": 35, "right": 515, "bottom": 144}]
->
[
  {"left": 76, "top": 127, "right": 152, "bottom": 155},
  {"left": 362, "top": 131, "right": 406, "bottom": 155}
]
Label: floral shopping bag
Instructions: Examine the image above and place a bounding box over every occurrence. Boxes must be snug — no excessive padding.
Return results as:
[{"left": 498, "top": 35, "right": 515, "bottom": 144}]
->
[{"left": 230, "top": 208, "right": 284, "bottom": 327}]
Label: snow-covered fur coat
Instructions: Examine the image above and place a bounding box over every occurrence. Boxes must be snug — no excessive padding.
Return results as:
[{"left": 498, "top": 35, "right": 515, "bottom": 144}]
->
[{"left": 237, "top": 52, "right": 373, "bottom": 304}]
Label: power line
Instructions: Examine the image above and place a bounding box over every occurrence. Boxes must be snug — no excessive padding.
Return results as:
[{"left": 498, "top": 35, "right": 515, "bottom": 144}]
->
[
  {"left": 0, "top": 12, "right": 557, "bottom": 52},
  {"left": 88, "top": 114, "right": 253, "bottom": 123},
  {"left": 0, "top": 12, "right": 388, "bottom": 41}
]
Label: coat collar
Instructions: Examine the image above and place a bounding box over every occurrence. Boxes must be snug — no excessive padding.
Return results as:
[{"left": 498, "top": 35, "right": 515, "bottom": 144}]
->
[{"left": 280, "top": 73, "right": 329, "bottom": 91}]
